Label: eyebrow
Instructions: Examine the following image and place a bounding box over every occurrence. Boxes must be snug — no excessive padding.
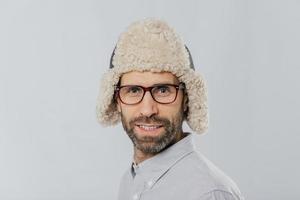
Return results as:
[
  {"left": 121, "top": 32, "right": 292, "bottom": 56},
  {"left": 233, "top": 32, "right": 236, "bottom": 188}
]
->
[
  {"left": 152, "top": 82, "right": 178, "bottom": 86},
  {"left": 121, "top": 82, "right": 178, "bottom": 87}
]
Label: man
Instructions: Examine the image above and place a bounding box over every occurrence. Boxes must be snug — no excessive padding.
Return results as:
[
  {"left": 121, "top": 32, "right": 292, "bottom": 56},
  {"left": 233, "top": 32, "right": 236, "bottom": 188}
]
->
[{"left": 96, "top": 19, "right": 244, "bottom": 200}]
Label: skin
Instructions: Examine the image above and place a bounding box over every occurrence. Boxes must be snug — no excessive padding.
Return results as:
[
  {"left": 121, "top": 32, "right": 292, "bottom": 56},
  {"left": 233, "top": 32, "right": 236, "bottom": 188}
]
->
[{"left": 116, "top": 71, "right": 188, "bottom": 164}]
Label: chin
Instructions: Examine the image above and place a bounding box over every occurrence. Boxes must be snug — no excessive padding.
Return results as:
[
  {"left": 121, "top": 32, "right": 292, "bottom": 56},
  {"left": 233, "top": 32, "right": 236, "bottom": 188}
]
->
[{"left": 136, "top": 142, "right": 166, "bottom": 154}]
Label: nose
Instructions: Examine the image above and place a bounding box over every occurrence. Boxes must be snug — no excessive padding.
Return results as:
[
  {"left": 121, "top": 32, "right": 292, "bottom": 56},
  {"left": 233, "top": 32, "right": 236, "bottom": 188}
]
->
[{"left": 138, "top": 91, "right": 158, "bottom": 117}]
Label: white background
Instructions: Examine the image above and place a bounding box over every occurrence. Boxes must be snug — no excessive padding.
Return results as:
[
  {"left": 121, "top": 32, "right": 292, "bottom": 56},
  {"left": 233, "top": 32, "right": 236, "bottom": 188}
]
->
[{"left": 1, "top": 0, "right": 299, "bottom": 199}]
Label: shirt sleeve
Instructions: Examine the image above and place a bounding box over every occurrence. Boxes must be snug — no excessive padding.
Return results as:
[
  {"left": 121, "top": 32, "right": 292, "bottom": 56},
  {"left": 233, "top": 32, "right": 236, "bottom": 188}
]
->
[{"left": 199, "top": 189, "right": 244, "bottom": 200}]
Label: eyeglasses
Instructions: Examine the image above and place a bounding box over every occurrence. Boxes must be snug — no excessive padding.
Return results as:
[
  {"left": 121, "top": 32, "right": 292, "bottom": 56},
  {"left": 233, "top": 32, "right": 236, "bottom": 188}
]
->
[{"left": 115, "top": 83, "right": 185, "bottom": 105}]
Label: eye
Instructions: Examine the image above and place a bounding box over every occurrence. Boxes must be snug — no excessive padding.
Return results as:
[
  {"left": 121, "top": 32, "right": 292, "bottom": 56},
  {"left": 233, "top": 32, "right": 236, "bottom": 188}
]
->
[
  {"left": 153, "top": 85, "right": 172, "bottom": 96},
  {"left": 126, "top": 86, "right": 143, "bottom": 94},
  {"left": 158, "top": 86, "right": 169, "bottom": 93}
]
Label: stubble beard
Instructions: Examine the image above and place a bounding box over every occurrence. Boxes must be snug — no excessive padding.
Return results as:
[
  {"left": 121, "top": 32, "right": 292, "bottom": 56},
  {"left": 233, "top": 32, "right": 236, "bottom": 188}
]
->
[{"left": 120, "top": 111, "right": 184, "bottom": 154}]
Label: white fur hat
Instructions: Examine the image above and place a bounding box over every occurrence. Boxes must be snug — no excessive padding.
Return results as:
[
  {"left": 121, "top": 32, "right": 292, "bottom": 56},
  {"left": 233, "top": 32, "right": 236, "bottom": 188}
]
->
[{"left": 96, "top": 19, "right": 208, "bottom": 134}]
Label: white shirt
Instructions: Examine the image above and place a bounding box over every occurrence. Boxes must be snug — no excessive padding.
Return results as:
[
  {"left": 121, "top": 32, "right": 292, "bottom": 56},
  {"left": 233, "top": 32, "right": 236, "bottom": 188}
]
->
[{"left": 117, "top": 133, "right": 244, "bottom": 200}]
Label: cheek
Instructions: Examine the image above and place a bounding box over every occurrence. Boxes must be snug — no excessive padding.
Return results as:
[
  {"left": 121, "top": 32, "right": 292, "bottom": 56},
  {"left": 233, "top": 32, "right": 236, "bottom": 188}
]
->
[
  {"left": 119, "top": 106, "right": 138, "bottom": 122},
  {"left": 159, "top": 94, "right": 184, "bottom": 114},
  {"left": 157, "top": 104, "right": 183, "bottom": 120}
]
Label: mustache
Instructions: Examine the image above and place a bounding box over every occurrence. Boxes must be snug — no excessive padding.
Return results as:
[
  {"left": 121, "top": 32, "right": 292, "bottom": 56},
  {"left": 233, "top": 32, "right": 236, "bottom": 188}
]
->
[{"left": 129, "top": 115, "right": 170, "bottom": 126}]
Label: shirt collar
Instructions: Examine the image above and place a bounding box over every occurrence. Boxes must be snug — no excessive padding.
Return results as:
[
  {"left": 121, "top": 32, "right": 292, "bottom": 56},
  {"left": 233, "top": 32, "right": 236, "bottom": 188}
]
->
[{"left": 130, "top": 133, "right": 195, "bottom": 185}]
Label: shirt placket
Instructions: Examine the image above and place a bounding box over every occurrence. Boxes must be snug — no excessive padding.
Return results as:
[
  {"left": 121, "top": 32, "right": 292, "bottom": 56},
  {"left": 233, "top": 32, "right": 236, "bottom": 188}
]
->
[{"left": 131, "top": 165, "right": 146, "bottom": 200}]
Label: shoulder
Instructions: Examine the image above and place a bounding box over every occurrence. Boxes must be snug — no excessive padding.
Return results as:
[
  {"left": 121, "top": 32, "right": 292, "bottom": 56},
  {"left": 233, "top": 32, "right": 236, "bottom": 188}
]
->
[
  {"left": 199, "top": 189, "right": 245, "bottom": 200},
  {"left": 169, "top": 150, "right": 243, "bottom": 198}
]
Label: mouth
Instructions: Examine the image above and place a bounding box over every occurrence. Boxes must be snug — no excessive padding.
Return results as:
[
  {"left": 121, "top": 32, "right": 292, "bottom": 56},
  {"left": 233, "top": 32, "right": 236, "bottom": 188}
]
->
[{"left": 135, "top": 124, "right": 164, "bottom": 134}]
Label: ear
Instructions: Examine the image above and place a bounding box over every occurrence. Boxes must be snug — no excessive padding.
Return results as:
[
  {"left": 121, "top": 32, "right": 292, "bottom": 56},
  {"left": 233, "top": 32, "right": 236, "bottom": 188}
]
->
[
  {"left": 116, "top": 94, "right": 121, "bottom": 113},
  {"left": 117, "top": 102, "right": 121, "bottom": 112}
]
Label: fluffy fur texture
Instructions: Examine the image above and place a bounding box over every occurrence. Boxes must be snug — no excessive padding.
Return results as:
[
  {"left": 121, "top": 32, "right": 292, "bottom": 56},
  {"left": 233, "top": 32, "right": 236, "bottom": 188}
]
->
[{"left": 96, "top": 19, "right": 208, "bottom": 134}]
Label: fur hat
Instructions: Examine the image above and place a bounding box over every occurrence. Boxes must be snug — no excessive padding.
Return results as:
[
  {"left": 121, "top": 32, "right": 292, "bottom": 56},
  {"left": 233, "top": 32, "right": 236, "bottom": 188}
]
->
[{"left": 96, "top": 19, "right": 208, "bottom": 134}]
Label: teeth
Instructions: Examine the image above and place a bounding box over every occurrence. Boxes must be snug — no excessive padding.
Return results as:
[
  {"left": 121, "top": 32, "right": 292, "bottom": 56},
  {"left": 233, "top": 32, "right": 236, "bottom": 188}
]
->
[{"left": 138, "top": 125, "right": 160, "bottom": 131}]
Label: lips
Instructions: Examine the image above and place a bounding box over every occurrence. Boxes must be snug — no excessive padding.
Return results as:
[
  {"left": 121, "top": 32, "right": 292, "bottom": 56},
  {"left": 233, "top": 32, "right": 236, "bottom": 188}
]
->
[
  {"left": 136, "top": 124, "right": 163, "bottom": 130},
  {"left": 135, "top": 124, "right": 163, "bottom": 133}
]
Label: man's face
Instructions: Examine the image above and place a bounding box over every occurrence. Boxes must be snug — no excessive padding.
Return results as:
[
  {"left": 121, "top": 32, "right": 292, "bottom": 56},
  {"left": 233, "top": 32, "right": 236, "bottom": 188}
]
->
[{"left": 116, "top": 71, "right": 187, "bottom": 154}]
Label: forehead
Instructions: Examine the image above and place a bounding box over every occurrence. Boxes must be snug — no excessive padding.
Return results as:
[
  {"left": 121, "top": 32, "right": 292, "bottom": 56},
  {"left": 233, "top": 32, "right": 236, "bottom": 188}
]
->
[{"left": 120, "top": 71, "right": 179, "bottom": 86}]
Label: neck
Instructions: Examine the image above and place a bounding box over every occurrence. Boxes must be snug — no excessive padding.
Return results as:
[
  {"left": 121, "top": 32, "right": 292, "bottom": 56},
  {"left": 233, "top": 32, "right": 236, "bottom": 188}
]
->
[
  {"left": 133, "top": 131, "right": 188, "bottom": 165},
  {"left": 133, "top": 150, "right": 154, "bottom": 165}
]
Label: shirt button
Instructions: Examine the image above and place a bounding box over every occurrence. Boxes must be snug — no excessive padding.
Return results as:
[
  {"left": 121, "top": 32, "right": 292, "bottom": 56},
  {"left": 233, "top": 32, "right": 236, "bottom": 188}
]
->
[
  {"left": 147, "top": 180, "right": 154, "bottom": 187},
  {"left": 133, "top": 193, "right": 139, "bottom": 200}
]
